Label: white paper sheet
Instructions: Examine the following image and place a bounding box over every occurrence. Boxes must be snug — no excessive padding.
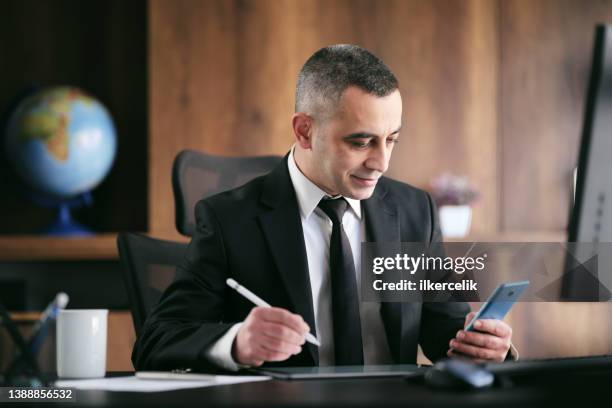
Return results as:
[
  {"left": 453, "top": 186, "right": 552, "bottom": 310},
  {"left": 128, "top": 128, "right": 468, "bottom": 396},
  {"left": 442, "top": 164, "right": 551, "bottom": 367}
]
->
[{"left": 54, "top": 375, "right": 270, "bottom": 392}]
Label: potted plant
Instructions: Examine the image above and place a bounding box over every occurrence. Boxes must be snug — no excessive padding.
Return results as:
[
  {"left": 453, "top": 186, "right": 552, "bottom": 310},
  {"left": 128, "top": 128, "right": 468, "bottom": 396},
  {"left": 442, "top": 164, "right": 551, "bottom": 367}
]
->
[{"left": 430, "top": 173, "right": 479, "bottom": 238}]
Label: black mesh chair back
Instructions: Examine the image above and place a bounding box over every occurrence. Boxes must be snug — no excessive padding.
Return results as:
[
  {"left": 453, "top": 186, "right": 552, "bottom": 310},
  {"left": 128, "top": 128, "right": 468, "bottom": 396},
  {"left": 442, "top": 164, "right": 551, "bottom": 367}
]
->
[
  {"left": 117, "top": 232, "right": 188, "bottom": 337},
  {"left": 172, "top": 149, "right": 282, "bottom": 236}
]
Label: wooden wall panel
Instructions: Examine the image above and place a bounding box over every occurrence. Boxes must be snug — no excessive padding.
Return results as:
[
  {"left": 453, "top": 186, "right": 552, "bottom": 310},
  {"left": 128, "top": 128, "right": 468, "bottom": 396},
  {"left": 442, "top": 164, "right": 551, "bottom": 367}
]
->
[
  {"left": 380, "top": 0, "right": 499, "bottom": 236},
  {"left": 507, "top": 303, "right": 612, "bottom": 359},
  {"left": 150, "top": 0, "right": 309, "bottom": 239},
  {"left": 149, "top": 0, "right": 499, "bottom": 239},
  {"left": 148, "top": 0, "right": 612, "bottom": 359},
  {"left": 501, "top": 0, "right": 612, "bottom": 231},
  {"left": 107, "top": 311, "right": 136, "bottom": 371}
]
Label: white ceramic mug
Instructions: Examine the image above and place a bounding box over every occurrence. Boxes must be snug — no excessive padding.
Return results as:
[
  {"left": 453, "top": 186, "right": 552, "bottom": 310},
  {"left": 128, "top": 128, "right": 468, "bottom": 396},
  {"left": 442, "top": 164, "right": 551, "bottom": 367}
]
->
[{"left": 57, "top": 309, "right": 108, "bottom": 378}]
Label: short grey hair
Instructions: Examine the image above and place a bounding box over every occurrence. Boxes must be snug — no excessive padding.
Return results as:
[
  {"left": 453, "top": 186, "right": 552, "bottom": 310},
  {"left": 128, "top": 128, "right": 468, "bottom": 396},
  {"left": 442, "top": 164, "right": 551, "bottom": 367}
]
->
[{"left": 295, "top": 44, "right": 398, "bottom": 119}]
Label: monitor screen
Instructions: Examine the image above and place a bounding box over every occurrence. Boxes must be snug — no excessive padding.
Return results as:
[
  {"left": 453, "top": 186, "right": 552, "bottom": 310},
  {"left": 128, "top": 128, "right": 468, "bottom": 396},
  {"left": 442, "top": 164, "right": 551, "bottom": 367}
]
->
[{"left": 564, "top": 24, "right": 612, "bottom": 300}]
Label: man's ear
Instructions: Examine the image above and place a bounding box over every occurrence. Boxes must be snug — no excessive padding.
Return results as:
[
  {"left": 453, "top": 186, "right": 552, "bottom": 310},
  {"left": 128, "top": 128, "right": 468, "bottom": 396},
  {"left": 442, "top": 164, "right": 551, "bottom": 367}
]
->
[{"left": 292, "top": 113, "right": 314, "bottom": 149}]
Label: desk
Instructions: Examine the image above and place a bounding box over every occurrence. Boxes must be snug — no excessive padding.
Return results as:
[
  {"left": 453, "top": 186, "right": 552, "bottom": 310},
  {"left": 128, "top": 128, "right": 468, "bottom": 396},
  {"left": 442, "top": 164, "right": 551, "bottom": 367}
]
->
[{"left": 42, "top": 362, "right": 612, "bottom": 408}]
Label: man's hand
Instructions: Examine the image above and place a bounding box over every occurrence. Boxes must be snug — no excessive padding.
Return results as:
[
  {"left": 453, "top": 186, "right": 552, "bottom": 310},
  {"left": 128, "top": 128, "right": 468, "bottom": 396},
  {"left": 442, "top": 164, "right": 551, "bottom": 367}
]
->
[
  {"left": 447, "top": 312, "right": 512, "bottom": 363},
  {"left": 232, "top": 306, "right": 309, "bottom": 366}
]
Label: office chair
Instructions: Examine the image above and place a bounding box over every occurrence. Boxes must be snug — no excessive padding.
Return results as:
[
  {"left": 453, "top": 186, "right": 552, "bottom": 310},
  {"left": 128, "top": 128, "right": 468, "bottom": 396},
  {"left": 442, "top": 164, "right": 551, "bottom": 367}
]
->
[
  {"left": 172, "top": 149, "right": 282, "bottom": 236},
  {"left": 117, "top": 232, "right": 188, "bottom": 337}
]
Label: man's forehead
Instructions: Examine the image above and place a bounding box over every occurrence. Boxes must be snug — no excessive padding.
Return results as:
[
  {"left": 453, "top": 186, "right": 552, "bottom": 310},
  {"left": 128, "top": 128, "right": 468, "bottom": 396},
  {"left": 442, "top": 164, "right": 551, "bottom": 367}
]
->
[{"left": 332, "top": 87, "right": 402, "bottom": 133}]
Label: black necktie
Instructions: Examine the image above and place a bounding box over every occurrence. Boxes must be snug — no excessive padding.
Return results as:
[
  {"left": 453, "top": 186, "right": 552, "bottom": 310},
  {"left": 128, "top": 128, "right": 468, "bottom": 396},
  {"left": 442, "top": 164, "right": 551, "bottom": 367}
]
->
[{"left": 318, "top": 197, "right": 364, "bottom": 365}]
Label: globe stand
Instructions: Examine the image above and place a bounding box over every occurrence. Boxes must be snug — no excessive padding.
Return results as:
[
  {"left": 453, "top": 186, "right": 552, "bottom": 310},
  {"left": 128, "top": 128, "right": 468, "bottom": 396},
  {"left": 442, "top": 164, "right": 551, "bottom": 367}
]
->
[
  {"left": 23, "top": 190, "right": 95, "bottom": 237},
  {"left": 42, "top": 203, "right": 93, "bottom": 236}
]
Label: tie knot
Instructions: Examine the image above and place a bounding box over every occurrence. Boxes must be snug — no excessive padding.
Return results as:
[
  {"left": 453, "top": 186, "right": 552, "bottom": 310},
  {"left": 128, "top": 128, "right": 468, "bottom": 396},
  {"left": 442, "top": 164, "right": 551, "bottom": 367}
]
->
[{"left": 318, "top": 197, "right": 348, "bottom": 224}]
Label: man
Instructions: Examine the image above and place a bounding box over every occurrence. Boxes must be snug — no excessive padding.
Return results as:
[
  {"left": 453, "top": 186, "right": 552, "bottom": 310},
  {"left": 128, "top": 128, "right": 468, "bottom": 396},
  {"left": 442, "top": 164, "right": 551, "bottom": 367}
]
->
[{"left": 133, "top": 45, "right": 513, "bottom": 371}]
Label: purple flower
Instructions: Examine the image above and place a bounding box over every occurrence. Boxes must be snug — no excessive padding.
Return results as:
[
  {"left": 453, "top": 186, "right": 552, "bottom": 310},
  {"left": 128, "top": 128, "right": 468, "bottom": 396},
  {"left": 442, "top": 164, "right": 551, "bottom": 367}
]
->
[{"left": 430, "top": 173, "right": 479, "bottom": 206}]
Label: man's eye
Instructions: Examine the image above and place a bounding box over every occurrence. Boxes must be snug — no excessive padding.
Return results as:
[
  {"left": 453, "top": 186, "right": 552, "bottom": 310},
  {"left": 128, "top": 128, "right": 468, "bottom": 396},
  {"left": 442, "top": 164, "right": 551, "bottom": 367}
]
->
[
  {"left": 387, "top": 138, "right": 399, "bottom": 144},
  {"left": 351, "top": 141, "right": 370, "bottom": 148}
]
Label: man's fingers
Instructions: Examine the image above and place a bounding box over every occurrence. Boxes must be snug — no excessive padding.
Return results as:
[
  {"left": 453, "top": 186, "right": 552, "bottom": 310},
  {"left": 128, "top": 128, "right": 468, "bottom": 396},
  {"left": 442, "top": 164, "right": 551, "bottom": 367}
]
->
[
  {"left": 256, "top": 342, "right": 295, "bottom": 362},
  {"left": 471, "top": 319, "right": 512, "bottom": 338},
  {"left": 464, "top": 312, "right": 476, "bottom": 327},
  {"left": 253, "top": 307, "right": 310, "bottom": 334},
  {"left": 254, "top": 332, "right": 302, "bottom": 355},
  {"left": 236, "top": 307, "right": 309, "bottom": 365},
  {"left": 447, "top": 349, "right": 485, "bottom": 364},
  {"left": 449, "top": 339, "right": 498, "bottom": 360},
  {"left": 448, "top": 315, "right": 512, "bottom": 363},
  {"left": 455, "top": 330, "right": 509, "bottom": 351},
  {"left": 257, "top": 321, "right": 305, "bottom": 346}
]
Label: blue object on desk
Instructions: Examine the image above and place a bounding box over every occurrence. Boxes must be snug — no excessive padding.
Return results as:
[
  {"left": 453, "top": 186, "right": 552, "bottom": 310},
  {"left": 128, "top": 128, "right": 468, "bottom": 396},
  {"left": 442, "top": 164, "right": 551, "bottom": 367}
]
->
[
  {"left": 3, "top": 292, "right": 69, "bottom": 384},
  {"left": 27, "top": 292, "right": 69, "bottom": 355},
  {"left": 425, "top": 359, "right": 494, "bottom": 389}
]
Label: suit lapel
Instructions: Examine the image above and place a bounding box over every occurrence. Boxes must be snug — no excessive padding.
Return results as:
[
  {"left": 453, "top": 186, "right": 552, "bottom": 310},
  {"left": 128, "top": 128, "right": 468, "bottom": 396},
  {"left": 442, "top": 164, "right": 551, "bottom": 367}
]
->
[
  {"left": 258, "top": 156, "right": 318, "bottom": 365},
  {"left": 362, "top": 180, "right": 400, "bottom": 244},
  {"left": 362, "top": 182, "right": 406, "bottom": 363}
]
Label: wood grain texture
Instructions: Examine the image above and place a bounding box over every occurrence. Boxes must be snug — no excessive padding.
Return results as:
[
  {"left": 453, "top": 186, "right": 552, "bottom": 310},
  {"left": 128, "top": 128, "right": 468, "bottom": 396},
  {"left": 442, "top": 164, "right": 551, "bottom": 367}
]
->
[
  {"left": 500, "top": 0, "right": 612, "bottom": 231},
  {"left": 381, "top": 0, "right": 499, "bottom": 236},
  {"left": 0, "top": 235, "right": 118, "bottom": 261},
  {"left": 149, "top": 0, "right": 499, "bottom": 239},
  {"left": 107, "top": 311, "right": 136, "bottom": 371},
  {"left": 145, "top": 0, "right": 612, "bottom": 360},
  {"left": 506, "top": 303, "right": 612, "bottom": 358}
]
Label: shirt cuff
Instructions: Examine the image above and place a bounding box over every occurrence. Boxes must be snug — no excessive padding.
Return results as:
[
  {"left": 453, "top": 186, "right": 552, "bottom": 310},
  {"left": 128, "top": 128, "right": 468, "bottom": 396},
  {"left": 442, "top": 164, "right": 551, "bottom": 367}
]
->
[{"left": 202, "top": 322, "right": 249, "bottom": 371}]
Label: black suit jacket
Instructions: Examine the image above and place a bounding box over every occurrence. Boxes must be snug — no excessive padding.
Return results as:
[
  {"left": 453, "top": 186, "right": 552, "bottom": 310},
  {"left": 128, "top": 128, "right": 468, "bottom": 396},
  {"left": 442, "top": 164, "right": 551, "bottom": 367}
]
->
[{"left": 132, "top": 156, "right": 469, "bottom": 371}]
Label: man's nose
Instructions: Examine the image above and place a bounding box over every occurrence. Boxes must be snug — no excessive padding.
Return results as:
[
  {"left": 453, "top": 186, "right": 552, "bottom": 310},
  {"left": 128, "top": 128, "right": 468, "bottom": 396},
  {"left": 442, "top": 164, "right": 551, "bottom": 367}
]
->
[{"left": 365, "top": 144, "right": 390, "bottom": 174}]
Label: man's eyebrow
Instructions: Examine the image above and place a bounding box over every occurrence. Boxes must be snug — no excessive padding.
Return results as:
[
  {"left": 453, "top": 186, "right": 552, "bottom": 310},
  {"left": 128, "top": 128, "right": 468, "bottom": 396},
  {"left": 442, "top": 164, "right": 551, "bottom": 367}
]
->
[
  {"left": 343, "top": 132, "right": 377, "bottom": 140},
  {"left": 343, "top": 126, "right": 402, "bottom": 140}
]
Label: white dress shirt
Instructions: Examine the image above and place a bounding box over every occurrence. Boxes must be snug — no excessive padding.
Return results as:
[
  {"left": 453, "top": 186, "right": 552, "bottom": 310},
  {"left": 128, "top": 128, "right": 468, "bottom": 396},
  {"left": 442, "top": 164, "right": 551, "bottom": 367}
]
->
[{"left": 204, "top": 147, "right": 392, "bottom": 370}]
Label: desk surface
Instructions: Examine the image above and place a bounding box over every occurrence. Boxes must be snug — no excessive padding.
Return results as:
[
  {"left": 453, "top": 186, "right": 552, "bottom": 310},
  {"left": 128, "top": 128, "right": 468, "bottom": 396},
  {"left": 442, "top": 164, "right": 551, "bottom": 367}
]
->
[{"left": 42, "top": 363, "right": 612, "bottom": 408}]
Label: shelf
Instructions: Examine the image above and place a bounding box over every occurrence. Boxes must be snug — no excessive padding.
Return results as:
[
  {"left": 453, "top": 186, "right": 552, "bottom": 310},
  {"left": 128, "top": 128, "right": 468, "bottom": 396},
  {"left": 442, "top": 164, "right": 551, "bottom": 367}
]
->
[
  {"left": 445, "top": 230, "right": 568, "bottom": 242},
  {"left": 0, "top": 231, "right": 569, "bottom": 262},
  {"left": 0, "top": 234, "right": 119, "bottom": 261},
  {"left": 2, "top": 312, "right": 40, "bottom": 323}
]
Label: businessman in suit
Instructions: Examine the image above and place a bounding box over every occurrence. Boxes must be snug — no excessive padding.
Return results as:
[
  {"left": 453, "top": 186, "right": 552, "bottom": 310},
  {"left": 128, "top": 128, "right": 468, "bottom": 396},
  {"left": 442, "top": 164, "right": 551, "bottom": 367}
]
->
[{"left": 133, "top": 44, "right": 513, "bottom": 371}]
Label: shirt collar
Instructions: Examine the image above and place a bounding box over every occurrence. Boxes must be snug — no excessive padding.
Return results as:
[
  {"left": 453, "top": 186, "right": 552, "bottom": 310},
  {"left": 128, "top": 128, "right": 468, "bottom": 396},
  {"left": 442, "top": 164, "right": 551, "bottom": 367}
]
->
[{"left": 287, "top": 145, "right": 361, "bottom": 220}]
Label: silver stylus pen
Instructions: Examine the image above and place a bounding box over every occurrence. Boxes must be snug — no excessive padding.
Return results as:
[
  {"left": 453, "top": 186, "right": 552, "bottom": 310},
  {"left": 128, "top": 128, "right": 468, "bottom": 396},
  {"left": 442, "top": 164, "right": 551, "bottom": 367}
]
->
[{"left": 226, "top": 278, "right": 321, "bottom": 347}]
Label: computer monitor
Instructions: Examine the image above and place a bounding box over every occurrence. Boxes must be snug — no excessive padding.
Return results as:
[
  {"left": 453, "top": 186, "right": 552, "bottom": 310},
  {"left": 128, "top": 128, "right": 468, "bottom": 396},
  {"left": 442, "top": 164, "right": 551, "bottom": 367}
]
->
[
  {"left": 564, "top": 24, "right": 612, "bottom": 300},
  {"left": 568, "top": 24, "right": 612, "bottom": 242}
]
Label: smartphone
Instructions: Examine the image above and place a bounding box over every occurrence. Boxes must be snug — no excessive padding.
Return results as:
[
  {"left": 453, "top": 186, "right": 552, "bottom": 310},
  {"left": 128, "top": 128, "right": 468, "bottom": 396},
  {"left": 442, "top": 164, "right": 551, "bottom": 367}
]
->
[{"left": 465, "top": 280, "right": 529, "bottom": 332}]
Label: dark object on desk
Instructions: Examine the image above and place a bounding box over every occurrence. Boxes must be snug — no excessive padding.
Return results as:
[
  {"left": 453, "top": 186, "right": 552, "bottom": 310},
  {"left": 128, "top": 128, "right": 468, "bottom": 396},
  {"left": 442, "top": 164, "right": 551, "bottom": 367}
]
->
[
  {"left": 172, "top": 149, "right": 282, "bottom": 236},
  {"left": 0, "top": 300, "right": 43, "bottom": 386},
  {"left": 486, "top": 354, "right": 612, "bottom": 375},
  {"left": 424, "top": 359, "right": 494, "bottom": 390},
  {"left": 4, "top": 293, "right": 68, "bottom": 382},
  {"left": 117, "top": 232, "right": 188, "bottom": 336},
  {"left": 252, "top": 364, "right": 425, "bottom": 380}
]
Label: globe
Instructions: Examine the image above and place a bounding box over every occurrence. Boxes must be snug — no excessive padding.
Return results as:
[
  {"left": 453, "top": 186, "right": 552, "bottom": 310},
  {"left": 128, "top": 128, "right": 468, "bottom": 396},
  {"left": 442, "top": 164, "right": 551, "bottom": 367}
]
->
[{"left": 4, "top": 86, "right": 117, "bottom": 235}]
